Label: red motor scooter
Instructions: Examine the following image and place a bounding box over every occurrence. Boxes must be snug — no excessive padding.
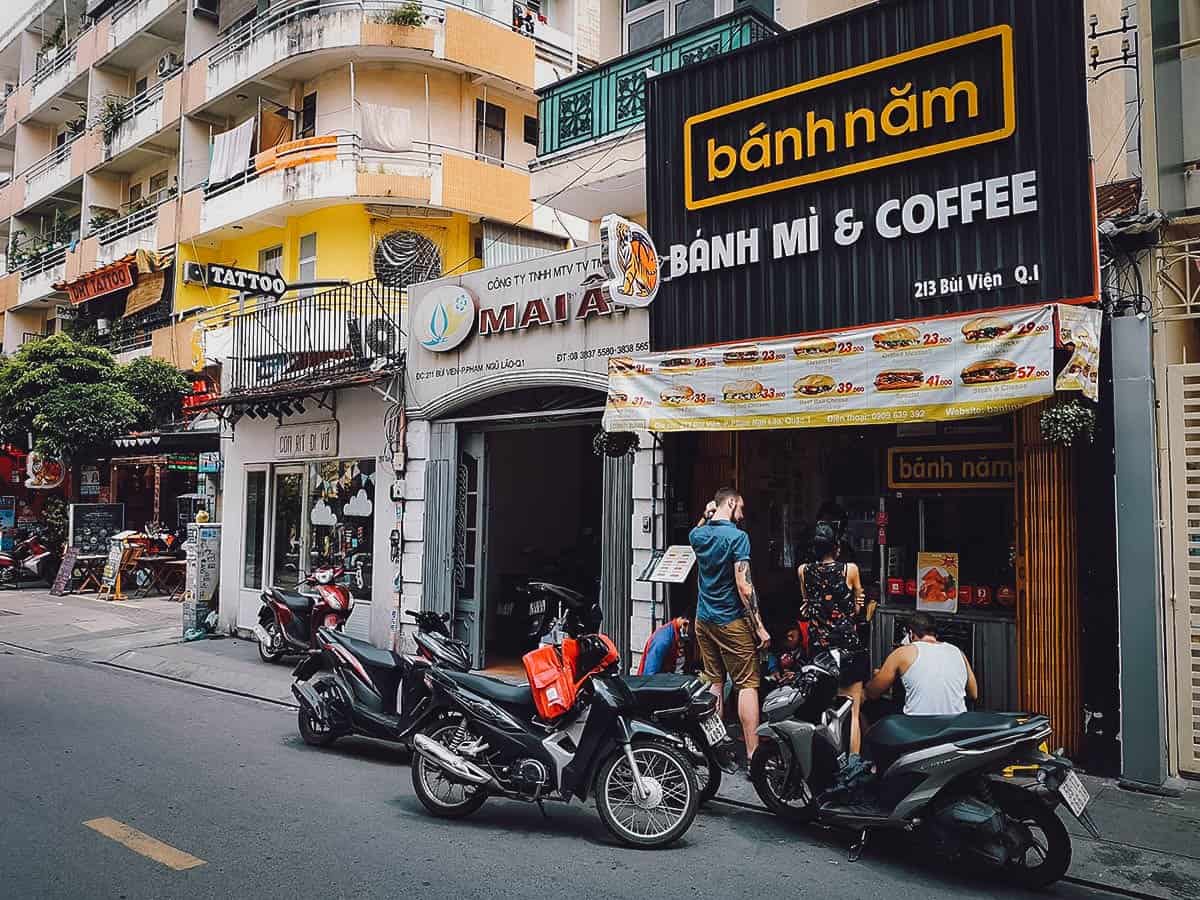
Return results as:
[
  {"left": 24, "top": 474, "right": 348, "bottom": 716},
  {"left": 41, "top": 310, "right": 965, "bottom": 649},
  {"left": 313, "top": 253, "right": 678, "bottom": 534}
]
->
[
  {"left": 256, "top": 565, "right": 353, "bottom": 663},
  {"left": 0, "top": 532, "right": 58, "bottom": 585}
]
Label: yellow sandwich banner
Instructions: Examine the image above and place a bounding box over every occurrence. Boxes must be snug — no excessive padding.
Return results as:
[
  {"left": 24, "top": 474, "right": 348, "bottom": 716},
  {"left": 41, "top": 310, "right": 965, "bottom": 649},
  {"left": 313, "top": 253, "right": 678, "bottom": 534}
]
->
[{"left": 603, "top": 304, "right": 1091, "bottom": 433}]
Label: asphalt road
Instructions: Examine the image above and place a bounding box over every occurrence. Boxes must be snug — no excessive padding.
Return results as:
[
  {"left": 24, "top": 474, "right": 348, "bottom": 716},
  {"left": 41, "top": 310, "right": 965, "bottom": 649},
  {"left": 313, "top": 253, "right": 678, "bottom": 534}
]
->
[{"left": 0, "top": 648, "right": 1120, "bottom": 900}]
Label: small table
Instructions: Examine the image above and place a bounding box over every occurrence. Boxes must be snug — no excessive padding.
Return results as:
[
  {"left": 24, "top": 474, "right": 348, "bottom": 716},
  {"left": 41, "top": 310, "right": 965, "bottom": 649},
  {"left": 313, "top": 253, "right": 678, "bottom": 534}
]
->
[
  {"left": 72, "top": 554, "right": 107, "bottom": 593},
  {"left": 137, "top": 555, "right": 187, "bottom": 598},
  {"left": 160, "top": 560, "right": 188, "bottom": 601}
]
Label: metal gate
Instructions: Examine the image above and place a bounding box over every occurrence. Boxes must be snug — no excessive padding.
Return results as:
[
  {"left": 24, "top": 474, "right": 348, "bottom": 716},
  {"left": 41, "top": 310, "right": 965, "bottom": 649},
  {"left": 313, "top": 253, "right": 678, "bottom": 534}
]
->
[
  {"left": 601, "top": 453, "right": 634, "bottom": 672},
  {"left": 421, "top": 422, "right": 457, "bottom": 619},
  {"left": 1167, "top": 363, "right": 1200, "bottom": 774}
]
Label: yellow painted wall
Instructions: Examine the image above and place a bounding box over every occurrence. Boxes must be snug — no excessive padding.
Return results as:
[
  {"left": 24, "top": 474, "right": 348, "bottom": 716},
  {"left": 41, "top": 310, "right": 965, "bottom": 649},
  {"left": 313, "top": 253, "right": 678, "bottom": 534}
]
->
[{"left": 174, "top": 203, "right": 475, "bottom": 313}]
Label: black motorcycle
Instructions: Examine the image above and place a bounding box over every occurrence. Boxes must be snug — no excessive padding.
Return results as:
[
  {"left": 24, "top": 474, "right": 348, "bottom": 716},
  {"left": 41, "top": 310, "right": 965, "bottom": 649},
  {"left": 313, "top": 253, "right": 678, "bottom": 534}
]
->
[
  {"left": 291, "top": 610, "right": 472, "bottom": 748},
  {"left": 750, "top": 650, "right": 1100, "bottom": 888},
  {"left": 409, "top": 606, "right": 707, "bottom": 848}
]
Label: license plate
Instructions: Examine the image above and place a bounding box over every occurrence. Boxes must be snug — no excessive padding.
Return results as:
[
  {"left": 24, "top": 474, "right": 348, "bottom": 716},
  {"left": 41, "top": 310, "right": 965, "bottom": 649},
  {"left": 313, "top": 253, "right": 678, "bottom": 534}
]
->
[
  {"left": 252, "top": 624, "right": 272, "bottom": 648},
  {"left": 699, "top": 712, "right": 728, "bottom": 745},
  {"left": 528, "top": 599, "right": 546, "bottom": 615},
  {"left": 1058, "top": 770, "right": 1090, "bottom": 817}
]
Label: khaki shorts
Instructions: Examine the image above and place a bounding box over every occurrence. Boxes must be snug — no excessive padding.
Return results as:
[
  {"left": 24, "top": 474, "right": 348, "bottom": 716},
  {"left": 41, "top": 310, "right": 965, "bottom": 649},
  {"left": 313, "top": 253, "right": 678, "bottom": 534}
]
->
[{"left": 695, "top": 617, "right": 760, "bottom": 690}]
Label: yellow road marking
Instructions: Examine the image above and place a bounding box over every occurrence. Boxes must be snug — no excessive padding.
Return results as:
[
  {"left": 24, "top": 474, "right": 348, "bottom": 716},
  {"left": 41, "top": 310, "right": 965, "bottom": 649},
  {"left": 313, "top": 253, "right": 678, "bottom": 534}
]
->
[{"left": 83, "top": 818, "right": 206, "bottom": 871}]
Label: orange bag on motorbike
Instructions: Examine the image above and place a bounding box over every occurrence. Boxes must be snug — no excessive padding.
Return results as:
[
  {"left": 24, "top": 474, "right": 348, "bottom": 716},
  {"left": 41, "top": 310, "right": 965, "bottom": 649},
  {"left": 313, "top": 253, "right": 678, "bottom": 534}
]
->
[{"left": 523, "top": 644, "right": 577, "bottom": 720}]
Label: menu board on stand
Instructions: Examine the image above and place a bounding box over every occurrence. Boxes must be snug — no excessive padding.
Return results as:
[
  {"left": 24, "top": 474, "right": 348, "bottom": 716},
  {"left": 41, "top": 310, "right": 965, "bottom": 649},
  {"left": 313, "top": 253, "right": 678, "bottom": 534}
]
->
[
  {"left": 183, "top": 523, "right": 221, "bottom": 634},
  {"left": 69, "top": 503, "right": 126, "bottom": 554}
]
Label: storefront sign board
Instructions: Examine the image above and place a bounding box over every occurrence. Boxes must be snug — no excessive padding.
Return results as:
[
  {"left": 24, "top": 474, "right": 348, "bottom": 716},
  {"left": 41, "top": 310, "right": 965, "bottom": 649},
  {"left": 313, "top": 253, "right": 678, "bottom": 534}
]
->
[
  {"left": 887, "top": 444, "right": 1014, "bottom": 490},
  {"left": 80, "top": 466, "right": 102, "bottom": 497},
  {"left": 638, "top": 545, "right": 698, "bottom": 584},
  {"left": 645, "top": 0, "right": 1096, "bottom": 348},
  {"left": 206, "top": 263, "right": 287, "bottom": 298},
  {"left": 604, "top": 304, "right": 1073, "bottom": 433},
  {"left": 64, "top": 262, "right": 134, "bottom": 305},
  {"left": 275, "top": 420, "right": 339, "bottom": 460},
  {"left": 917, "top": 551, "right": 960, "bottom": 613},
  {"left": 0, "top": 496, "right": 14, "bottom": 551},
  {"left": 407, "top": 244, "right": 650, "bottom": 413},
  {"left": 198, "top": 452, "right": 221, "bottom": 474}
]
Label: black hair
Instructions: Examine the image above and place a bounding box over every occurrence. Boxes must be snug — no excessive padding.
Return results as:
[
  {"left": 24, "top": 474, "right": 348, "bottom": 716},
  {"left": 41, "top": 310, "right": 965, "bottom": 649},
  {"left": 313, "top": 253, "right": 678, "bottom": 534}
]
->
[
  {"left": 907, "top": 612, "right": 939, "bottom": 639},
  {"left": 812, "top": 522, "right": 838, "bottom": 560}
]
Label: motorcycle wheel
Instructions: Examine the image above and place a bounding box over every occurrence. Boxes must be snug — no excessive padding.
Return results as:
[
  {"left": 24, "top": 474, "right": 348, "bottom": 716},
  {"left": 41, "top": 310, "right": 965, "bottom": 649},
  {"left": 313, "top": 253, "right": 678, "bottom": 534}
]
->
[
  {"left": 595, "top": 741, "right": 699, "bottom": 849},
  {"left": 749, "top": 741, "right": 817, "bottom": 823},
  {"left": 992, "top": 784, "right": 1071, "bottom": 889},
  {"left": 297, "top": 677, "right": 338, "bottom": 748},
  {"left": 683, "top": 734, "right": 721, "bottom": 805},
  {"left": 257, "top": 621, "right": 285, "bottom": 663},
  {"left": 410, "top": 718, "right": 488, "bottom": 819}
]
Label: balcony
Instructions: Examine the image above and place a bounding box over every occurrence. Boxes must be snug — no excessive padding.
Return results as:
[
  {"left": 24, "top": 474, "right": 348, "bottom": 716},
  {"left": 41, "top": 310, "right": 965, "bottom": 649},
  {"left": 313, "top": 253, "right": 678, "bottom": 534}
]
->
[
  {"left": 17, "top": 246, "right": 68, "bottom": 307},
  {"left": 29, "top": 34, "right": 84, "bottom": 112},
  {"left": 532, "top": 9, "right": 778, "bottom": 219},
  {"left": 110, "top": 0, "right": 180, "bottom": 55},
  {"left": 206, "top": 278, "right": 403, "bottom": 397},
  {"left": 103, "top": 73, "right": 183, "bottom": 161},
  {"left": 94, "top": 191, "right": 177, "bottom": 263},
  {"left": 187, "top": 133, "right": 530, "bottom": 239},
  {"left": 23, "top": 137, "right": 81, "bottom": 208},
  {"left": 194, "top": 0, "right": 537, "bottom": 113}
]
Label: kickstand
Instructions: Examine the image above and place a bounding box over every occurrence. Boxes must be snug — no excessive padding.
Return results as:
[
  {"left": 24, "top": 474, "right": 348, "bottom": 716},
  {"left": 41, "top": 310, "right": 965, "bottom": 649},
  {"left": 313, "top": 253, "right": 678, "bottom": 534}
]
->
[
  {"left": 848, "top": 829, "right": 869, "bottom": 863},
  {"left": 537, "top": 799, "right": 549, "bottom": 819}
]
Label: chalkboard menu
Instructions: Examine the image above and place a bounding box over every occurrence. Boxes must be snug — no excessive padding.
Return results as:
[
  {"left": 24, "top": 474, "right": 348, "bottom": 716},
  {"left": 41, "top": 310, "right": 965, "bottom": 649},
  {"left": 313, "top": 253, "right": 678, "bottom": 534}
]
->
[
  {"left": 50, "top": 547, "right": 80, "bottom": 596},
  {"left": 69, "top": 503, "right": 126, "bottom": 554},
  {"left": 891, "top": 615, "right": 976, "bottom": 663}
]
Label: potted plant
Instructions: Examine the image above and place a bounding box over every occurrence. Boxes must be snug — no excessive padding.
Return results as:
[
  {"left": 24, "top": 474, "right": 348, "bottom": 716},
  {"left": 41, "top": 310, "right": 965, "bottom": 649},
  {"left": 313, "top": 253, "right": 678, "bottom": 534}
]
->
[
  {"left": 89, "top": 210, "right": 116, "bottom": 234},
  {"left": 1040, "top": 398, "right": 1096, "bottom": 447},
  {"left": 97, "top": 95, "right": 129, "bottom": 145},
  {"left": 376, "top": 1, "right": 426, "bottom": 27}
]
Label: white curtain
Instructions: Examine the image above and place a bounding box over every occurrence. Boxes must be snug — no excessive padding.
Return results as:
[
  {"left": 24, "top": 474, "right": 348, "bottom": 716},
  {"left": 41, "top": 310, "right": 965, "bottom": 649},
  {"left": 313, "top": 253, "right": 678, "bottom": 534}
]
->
[
  {"left": 209, "top": 118, "right": 255, "bottom": 185},
  {"left": 482, "top": 222, "right": 567, "bottom": 267},
  {"left": 359, "top": 103, "right": 412, "bottom": 153}
]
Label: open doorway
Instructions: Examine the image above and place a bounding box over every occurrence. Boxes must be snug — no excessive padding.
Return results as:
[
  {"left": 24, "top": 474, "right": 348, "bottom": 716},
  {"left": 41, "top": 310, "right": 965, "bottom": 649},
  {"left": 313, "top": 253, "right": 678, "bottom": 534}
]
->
[{"left": 466, "top": 423, "right": 603, "bottom": 672}]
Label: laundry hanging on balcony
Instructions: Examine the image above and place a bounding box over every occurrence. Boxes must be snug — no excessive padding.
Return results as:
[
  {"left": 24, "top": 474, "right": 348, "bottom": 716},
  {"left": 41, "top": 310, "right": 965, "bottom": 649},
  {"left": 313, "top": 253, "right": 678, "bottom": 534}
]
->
[
  {"left": 209, "top": 118, "right": 255, "bottom": 186},
  {"left": 359, "top": 102, "right": 412, "bottom": 153}
]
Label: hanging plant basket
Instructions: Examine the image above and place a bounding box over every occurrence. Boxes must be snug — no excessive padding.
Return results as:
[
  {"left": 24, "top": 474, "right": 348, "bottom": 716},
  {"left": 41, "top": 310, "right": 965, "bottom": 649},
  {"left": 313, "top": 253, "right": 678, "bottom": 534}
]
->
[
  {"left": 1040, "top": 399, "right": 1096, "bottom": 447},
  {"left": 593, "top": 430, "right": 639, "bottom": 458}
]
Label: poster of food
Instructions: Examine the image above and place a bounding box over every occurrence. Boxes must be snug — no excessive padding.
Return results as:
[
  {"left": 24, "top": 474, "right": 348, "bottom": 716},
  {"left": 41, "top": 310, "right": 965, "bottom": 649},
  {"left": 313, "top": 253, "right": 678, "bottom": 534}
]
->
[
  {"left": 917, "top": 551, "right": 960, "bottom": 614},
  {"left": 1054, "top": 305, "right": 1102, "bottom": 401},
  {"left": 604, "top": 304, "right": 1094, "bottom": 433}
]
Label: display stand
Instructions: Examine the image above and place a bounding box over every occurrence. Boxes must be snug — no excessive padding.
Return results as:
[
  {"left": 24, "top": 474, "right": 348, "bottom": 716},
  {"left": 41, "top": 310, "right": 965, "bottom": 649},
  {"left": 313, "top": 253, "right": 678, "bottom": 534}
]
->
[{"left": 637, "top": 545, "right": 697, "bottom": 584}]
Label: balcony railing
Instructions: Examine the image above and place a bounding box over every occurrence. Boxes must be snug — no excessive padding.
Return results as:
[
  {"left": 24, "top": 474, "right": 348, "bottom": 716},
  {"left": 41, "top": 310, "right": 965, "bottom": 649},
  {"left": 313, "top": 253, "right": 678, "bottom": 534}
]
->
[
  {"left": 95, "top": 191, "right": 174, "bottom": 245},
  {"left": 207, "top": 0, "right": 516, "bottom": 69},
  {"left": 535, "top": 9, "right": 779, "bottom": 158},
  {"left": 18, "top": 245, "right": 68, "bottom": 280},
  {"left": 223, "top": 277, "right": 404, "bottom": 393},
  {"left": 111, "top": 0, "right": 148, "bottom": 23},
  {"left": 30, "top": 30, "right": 86, "bottom": 90},
  {"left": 203, "top": 131, "right": 525, "bottom": 200},
  {"left": 24, "top": 134, "right": 81, "bottom": 183}
]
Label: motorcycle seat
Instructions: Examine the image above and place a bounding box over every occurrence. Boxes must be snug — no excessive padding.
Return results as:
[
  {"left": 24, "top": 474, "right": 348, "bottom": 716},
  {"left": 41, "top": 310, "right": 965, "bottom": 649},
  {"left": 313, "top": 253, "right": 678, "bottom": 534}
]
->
[
  {"left": 866, "top": 712, "right": 1035, "bottom": 758},
  {"left": 269, "top": 588, "right": 318, "bottom": 612},
  {"left": 327, "top": 630, "right": 401, "bottom": 670},
  {"left": 527, "top": 581, "right": 585, "bottom": 608},
  {"left": 444, "top": 670, "right": 535, "bottom": 714},
  {"left": 619, "top": 674, "right": 702, "bottom": 711}
]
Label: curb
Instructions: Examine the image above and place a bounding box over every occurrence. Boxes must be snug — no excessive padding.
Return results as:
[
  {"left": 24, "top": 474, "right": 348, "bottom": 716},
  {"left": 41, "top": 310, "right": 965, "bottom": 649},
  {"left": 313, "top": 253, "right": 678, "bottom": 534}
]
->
[{"left": 95, "top": 660, "right": 300, "bottom": 709}]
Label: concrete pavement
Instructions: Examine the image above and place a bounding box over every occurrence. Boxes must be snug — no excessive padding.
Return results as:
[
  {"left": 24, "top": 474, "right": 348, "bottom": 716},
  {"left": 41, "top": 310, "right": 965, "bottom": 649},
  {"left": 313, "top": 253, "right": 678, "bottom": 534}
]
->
[
  {"left": 3, "top": 586, "right": 1198, "bottom": 898},
  {"left": 0, "top": 648, "right": 1137, "bottom": 900}
]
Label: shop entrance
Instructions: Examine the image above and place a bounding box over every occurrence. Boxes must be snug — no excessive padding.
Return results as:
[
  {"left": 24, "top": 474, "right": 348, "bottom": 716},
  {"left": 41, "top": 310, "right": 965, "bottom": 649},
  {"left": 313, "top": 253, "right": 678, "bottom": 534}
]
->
[{"left": 456, "top": 421, "right": 603, "bottom": 671}]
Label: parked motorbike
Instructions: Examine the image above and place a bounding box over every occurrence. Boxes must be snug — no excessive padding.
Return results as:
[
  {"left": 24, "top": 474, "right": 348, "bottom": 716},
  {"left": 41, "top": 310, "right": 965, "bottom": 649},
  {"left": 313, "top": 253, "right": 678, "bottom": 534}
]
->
[
  {"left": 749, "top": 649, "right": 1100, "bottom": 888},
  {"left": 408, "top": 600, "right": 707, "bottom": 849},
  {"left": 291, "top": 609, "right": 472, "bottom": 748},
  {"left": 0, "top": 532, "right": 58, "bottom": 585},
  {"left": 256, "top": 565, "right": 353, "bottom": 662}
]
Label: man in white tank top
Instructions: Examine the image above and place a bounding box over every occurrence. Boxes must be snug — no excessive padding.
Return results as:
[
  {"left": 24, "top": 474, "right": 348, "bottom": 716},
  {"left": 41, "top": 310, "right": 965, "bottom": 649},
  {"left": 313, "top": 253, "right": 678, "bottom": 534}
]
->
[{"left": 865, "top": 613, "right": 979, "bottom": 716}]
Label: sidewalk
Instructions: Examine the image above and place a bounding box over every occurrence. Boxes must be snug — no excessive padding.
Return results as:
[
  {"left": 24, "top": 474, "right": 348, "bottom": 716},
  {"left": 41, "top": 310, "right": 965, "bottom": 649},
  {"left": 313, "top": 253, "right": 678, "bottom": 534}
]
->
[
  {"left": 713, "top": 752, "right": 1200, "bottom": 899},
  {"left": 0, "top": 586, "right": 296, "bottom": 705}
]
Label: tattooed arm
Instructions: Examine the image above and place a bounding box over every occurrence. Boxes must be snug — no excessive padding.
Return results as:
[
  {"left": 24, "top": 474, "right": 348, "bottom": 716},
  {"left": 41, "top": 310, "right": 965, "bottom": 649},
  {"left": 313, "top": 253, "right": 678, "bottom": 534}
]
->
[{"left": 735, "top": 560, "right": 771, "bottom": 649}]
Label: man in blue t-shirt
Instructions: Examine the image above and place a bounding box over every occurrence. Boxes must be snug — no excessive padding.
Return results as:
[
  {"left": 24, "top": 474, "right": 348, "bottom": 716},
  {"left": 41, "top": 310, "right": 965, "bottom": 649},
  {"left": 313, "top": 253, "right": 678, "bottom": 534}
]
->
[{"left": 689, "top": 487, "right": 770, "bottom": 760}]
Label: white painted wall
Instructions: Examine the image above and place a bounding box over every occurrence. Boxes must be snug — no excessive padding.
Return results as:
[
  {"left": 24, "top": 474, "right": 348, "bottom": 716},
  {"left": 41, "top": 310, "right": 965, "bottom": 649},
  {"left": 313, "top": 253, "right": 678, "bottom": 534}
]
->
[{"left": 217, "top": 386, "right": 399, "bottom": 649}]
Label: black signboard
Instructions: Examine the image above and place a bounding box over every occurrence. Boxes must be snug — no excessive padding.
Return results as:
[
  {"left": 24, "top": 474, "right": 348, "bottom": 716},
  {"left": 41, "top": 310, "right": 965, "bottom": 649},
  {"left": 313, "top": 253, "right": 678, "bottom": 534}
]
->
[
  {"left": 50, "top": 547, "right": 79, "bottom": 596},
  {"left": 887, "top": 443, "right": 1015, "bottom": 490},
  {"left": 206, "top": 263, "right": 287, "bottom": 298},
  {"left": 69, "top": 503, "right": 126, "bottom": 554},
  {"left": 646, "top": 0, "right": 1096, "bottom": 351}
]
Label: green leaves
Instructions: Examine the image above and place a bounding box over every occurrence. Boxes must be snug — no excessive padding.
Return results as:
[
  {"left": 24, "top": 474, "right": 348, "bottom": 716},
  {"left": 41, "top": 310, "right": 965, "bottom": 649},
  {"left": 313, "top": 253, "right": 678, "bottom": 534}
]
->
[{"left": 0, "top": 334, "right": 192, "bottom": 460}]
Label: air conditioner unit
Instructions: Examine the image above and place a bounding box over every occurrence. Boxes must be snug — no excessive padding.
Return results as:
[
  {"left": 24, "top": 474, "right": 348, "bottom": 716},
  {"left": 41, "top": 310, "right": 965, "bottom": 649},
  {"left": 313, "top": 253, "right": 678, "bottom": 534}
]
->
[
  {"left": 156, "top": 52, "right": 181, "bottom": 77},
  {"left": 183, "top": 261, "right": 207, "bottom": 285}
]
